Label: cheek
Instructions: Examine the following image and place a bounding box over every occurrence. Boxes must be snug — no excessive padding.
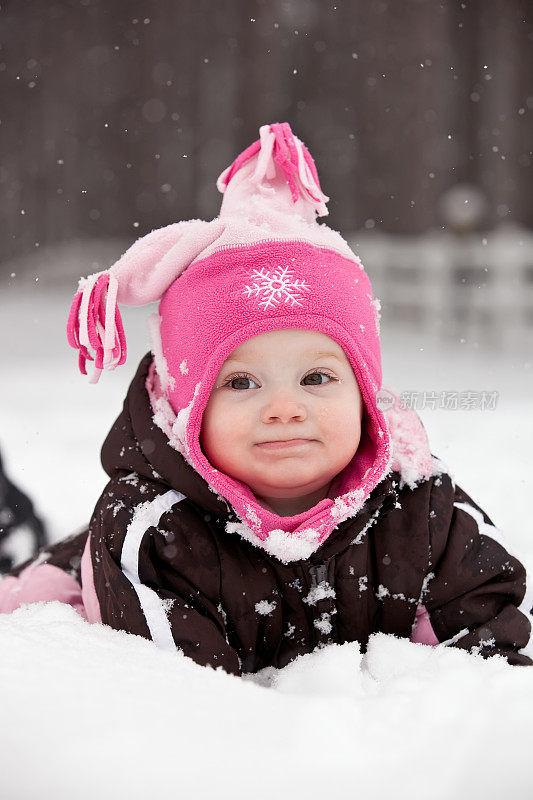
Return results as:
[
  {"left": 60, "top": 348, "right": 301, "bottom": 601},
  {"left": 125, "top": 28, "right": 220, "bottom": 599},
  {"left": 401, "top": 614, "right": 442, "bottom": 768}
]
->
[
  {"left": 200, "top": 401, "right": 221, "bottom": 461},
  {"left": 201, "top": 399, "right": 248, "bottom": 460},
  {"left": 317, "top": 398, "right": 362, "bottom": 448}
]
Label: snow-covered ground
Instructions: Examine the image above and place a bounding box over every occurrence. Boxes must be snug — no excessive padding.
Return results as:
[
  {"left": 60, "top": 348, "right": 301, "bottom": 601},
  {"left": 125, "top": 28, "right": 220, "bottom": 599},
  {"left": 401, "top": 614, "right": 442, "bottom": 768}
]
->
[
  {"left": 1, "top": 274, "right": 532, "bottom": 799},
  {"left": 2, "top": 602, "right": 532, "bottom": 800}
]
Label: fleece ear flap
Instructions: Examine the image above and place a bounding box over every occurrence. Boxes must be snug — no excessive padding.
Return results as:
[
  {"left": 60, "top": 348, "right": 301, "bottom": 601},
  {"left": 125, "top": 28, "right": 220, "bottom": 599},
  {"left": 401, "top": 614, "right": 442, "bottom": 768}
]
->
[{"left": 67, "top": 218, "right": 226, "bottom": 383}]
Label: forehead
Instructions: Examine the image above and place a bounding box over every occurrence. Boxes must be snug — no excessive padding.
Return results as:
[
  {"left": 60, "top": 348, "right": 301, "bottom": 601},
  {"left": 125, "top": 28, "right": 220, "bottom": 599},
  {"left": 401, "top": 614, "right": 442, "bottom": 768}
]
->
[{"left": 224, "top": 329, "right": 346, "bottom": 363}]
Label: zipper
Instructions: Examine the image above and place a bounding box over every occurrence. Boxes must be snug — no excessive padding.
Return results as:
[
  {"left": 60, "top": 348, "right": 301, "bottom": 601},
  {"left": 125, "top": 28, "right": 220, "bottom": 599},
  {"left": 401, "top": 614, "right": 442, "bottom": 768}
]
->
[
  {"left": 309, "top": 563, "right": 328, "bottom": 587},
  {"left": 306, "top": 562, "right": 335, "bottom": 649}
]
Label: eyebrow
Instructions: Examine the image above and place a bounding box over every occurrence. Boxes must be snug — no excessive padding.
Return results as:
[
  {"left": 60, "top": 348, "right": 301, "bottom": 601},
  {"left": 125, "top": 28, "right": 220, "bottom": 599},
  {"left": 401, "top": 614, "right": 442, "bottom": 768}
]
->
[
  {"left": 310, "top": 351, "right": 343, "bottom": 361},
  {"left": 224, "top": 350, "right": 343, "bottom": 364}
]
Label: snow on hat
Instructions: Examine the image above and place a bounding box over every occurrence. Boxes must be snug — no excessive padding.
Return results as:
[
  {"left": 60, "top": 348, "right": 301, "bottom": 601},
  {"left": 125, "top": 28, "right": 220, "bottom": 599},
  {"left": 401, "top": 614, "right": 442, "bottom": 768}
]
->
[{"left": 67, "top": 122, "right": 392, "bottom": 560}]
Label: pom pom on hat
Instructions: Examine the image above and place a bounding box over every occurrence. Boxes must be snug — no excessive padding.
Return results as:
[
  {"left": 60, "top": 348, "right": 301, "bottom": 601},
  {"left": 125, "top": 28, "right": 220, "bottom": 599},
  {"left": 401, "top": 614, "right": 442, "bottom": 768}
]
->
[{"left": 217, "top": 122, "right": 329, "bottom": 217}]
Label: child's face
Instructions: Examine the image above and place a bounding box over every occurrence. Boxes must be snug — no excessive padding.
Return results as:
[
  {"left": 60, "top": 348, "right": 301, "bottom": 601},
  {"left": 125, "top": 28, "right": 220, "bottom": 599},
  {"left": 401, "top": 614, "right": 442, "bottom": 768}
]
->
[{"left": 200, "top": 329, "right": 363, "bottom": 515}]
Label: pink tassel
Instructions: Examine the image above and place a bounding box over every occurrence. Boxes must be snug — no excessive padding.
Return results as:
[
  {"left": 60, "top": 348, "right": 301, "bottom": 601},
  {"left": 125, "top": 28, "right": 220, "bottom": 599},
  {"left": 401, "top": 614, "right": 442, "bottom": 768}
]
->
[
  {"left": 66, "top": 271, "right": 127, "bottom": 382},
  {"left": 271, "top": 122, "right": 300, "bottom": 203}
]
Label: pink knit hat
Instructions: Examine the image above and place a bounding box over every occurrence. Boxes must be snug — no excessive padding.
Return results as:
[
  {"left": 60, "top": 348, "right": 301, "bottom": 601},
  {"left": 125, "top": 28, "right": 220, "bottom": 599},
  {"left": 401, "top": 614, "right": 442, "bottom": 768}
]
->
[{"left": 67, "top": 122, "right": 393, "bottom": 560}]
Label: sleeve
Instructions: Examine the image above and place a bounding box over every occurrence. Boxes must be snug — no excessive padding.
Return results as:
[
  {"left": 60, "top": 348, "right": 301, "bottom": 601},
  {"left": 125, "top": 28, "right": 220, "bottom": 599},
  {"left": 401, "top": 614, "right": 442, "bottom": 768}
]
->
[
  {"left": 89, "top": 475, "right": 242, "bottom": 676},
  {"left": 423, "top": 473, "right": 532, "bottom": 666},
  {"left": 0, "top": 530, "right": 89, "bottom": 618}
]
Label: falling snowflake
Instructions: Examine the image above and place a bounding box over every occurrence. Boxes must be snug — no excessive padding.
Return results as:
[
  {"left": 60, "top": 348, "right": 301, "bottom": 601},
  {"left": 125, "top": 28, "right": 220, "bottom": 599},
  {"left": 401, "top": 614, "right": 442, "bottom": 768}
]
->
[{"left": 242, "top": 265, "right": 311, "bottom": 309}]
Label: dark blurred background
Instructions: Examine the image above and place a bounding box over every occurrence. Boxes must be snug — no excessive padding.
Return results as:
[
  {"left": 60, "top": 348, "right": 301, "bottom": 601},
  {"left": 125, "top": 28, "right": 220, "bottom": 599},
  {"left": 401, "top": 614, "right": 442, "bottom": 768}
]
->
[{"left": 2, "top": 0, "right": 532, "bottom": 259}]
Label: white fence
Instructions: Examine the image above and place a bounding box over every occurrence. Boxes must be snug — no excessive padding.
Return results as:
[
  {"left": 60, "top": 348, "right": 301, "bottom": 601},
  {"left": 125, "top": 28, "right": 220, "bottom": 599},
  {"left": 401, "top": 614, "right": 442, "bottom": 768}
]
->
[{"left": 350, "top": 224, "right": 533, "bottom": 348}]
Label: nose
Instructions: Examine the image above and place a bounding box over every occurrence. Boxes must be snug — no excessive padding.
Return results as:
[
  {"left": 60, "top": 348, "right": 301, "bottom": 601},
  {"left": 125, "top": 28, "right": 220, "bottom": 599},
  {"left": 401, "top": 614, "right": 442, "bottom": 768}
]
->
[{"left": 260, "top": 392, "right": 307, "bottom": 424}]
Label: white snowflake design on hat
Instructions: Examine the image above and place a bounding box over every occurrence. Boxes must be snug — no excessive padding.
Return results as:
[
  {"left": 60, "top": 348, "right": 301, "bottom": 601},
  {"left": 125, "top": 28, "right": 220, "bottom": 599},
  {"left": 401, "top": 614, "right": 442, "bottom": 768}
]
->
[{"left": 242, "top": 264, "right": 311, "bottom": 309}]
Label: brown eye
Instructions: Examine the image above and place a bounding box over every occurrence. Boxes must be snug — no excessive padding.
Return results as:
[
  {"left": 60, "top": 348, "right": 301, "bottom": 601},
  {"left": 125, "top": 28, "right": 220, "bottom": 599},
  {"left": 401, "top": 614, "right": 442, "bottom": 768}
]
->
[
  {"left": 302, "top": 371, "right": 332, "bottom": 386},
  {"left": 227, "top": 375, "right": 258, "bottom": 390}
]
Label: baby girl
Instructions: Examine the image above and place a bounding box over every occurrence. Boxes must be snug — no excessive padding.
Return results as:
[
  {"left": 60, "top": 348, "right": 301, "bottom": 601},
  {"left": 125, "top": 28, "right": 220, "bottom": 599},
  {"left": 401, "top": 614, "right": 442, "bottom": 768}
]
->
[{"left": 1, "top": 122, "right": 530, "bottom": 671}]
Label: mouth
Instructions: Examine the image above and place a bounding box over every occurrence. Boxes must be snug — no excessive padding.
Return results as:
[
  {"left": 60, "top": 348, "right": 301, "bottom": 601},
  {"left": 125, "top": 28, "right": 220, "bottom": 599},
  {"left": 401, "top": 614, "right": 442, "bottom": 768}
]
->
[{"left": 255, "top": 438, "right": 315, "bottom": 450}]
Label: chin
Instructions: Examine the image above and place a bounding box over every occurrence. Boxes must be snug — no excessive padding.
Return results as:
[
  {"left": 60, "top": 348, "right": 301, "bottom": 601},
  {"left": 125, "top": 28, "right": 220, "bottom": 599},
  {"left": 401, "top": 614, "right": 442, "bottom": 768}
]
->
[{"left": 251, "top": 478, "right": 324, "bottom": 498}]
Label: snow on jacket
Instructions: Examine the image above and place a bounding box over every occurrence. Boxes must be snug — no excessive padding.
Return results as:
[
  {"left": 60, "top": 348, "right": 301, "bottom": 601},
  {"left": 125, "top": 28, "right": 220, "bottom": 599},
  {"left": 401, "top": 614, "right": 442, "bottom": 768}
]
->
[{"left": 1, "top": 354, "right": 531, "bottom": 671}]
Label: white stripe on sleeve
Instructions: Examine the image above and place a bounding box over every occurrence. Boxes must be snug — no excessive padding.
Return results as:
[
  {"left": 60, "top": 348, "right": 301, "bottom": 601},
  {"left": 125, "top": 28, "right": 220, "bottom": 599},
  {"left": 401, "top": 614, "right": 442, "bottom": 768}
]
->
[{"left": 121, "top": 490, "right": 185, "bottom": 650}]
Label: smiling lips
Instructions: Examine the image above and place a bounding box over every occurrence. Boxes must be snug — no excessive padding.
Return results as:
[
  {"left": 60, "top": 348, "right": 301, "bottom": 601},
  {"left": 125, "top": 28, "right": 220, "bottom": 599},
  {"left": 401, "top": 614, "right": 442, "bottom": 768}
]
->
[{"left": 255, "top": 438, "right": 315, "bottom": 450}]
